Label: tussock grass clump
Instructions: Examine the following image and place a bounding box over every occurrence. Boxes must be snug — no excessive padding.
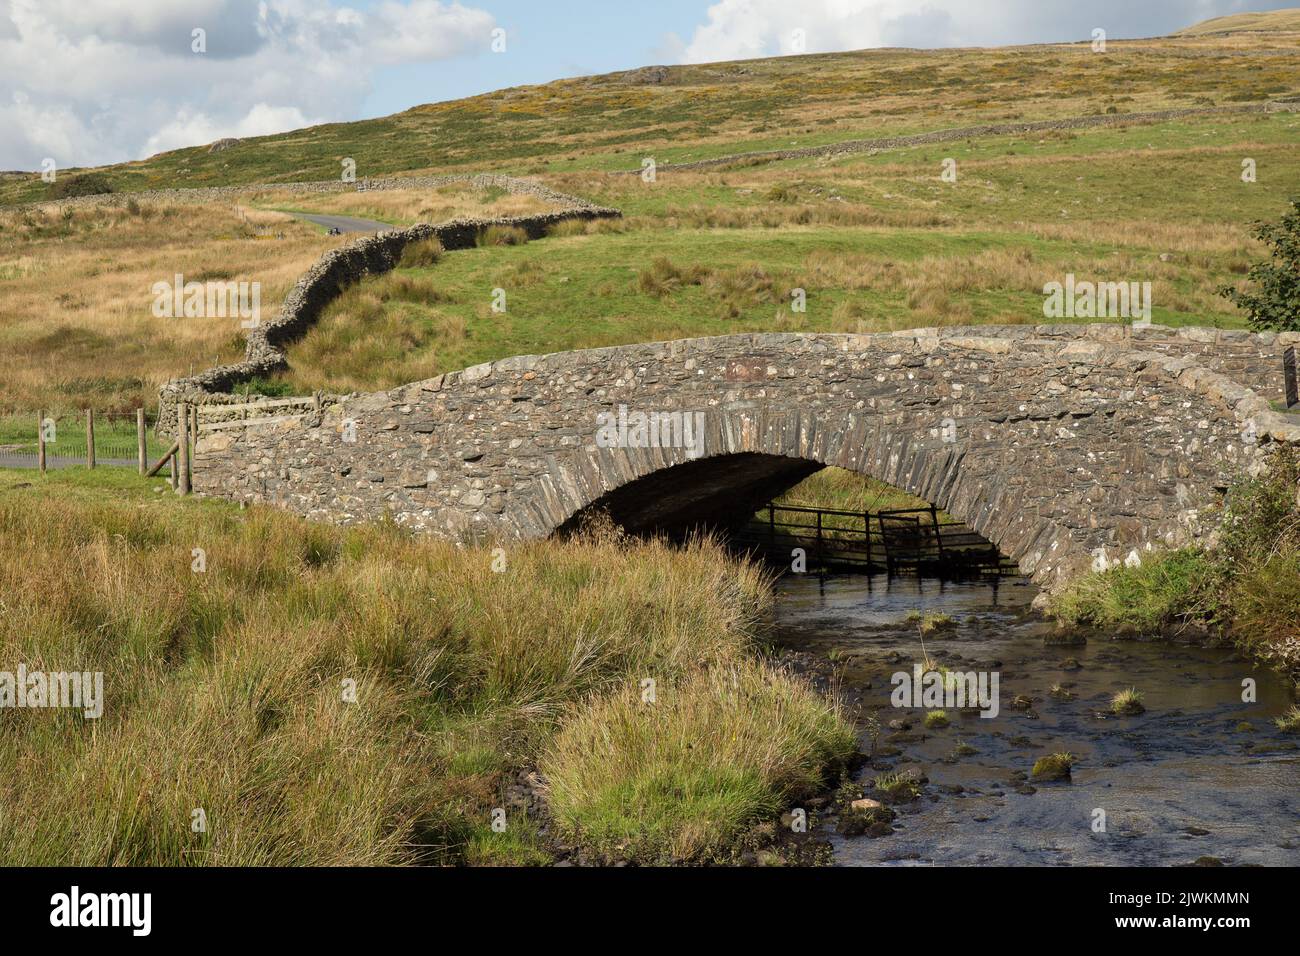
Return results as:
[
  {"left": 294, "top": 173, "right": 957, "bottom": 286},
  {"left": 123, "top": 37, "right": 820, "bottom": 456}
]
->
[
  {"left": 1110, "top": 687, "right": 1146, "bottom": 716},
  {"left": 702, "top": 263, "right": 777, "bottom": 319},
  {"left": 477, "top": 224, "right": 529, "bottom": 247},
  {"left": 636, "top": 255, "right": 709, "bottom": 297},
  {"left": 924, "top": 710, "right": 950, "bottom": 729},
  {"left": 1031, "top": 752, "right": 1075, "bottom": 782},
  {"left": 546, "top": 218, "right": 592, "bottom": 238},
  {"left": 0, "top": 477, "right": 847, "bottom": 865},
  {"left": 870, "top": 771, "right": 922, "bottom": 803},
  {"left": 1274, "top": 706, "right": 1300, "bottom": 733},
  {"left": 398, "top": 237, "right": 444, "bottom": 268},
  {"left": 906, "top": 611, "right": 957, "bottom": 636},
  {"left": 542, "top": 663, "right": 855, "bottom": 864}
]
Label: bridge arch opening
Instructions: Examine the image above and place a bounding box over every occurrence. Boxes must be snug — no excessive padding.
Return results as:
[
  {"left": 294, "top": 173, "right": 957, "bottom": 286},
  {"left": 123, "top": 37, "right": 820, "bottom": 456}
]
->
[{"left": 553, "top": 455, "right": 1016, "bottom": 579}]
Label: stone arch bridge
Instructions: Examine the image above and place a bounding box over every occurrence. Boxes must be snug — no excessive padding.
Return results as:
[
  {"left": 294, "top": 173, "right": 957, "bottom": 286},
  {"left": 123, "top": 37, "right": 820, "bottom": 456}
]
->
[{"left": 194, "top": 324, "right": 1300, "bottom": 592}]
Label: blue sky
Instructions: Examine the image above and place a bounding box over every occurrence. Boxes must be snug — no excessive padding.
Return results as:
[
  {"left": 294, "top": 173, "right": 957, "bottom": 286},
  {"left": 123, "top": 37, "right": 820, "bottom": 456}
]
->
[
  {"left": 355, "top": 0, "right": 710, "bottom": 120},
  {"left": 0, "top": 0, "right": 1294, "bottom": 169}
]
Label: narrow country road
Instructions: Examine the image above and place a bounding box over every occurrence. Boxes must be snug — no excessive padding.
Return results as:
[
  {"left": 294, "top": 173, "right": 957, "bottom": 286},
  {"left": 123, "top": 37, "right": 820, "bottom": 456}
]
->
[{"left": 294, "top": 212, "right": 393, "bottom": 233}]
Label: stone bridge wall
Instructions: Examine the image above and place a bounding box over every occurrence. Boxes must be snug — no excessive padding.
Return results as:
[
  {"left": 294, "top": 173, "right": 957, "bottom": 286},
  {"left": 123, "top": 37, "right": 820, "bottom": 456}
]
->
[{"left": 192, "top": 326, "right": 1300, "bottom": 592}]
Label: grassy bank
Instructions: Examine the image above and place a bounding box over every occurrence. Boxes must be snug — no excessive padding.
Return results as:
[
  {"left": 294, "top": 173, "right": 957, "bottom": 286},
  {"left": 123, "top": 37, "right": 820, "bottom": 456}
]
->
[
  {"left": 0, "top": 469, "right": 854, "bottom": 865},
  {"left": 1052, "top": 451, "right": 1300, "bottom": 678}
]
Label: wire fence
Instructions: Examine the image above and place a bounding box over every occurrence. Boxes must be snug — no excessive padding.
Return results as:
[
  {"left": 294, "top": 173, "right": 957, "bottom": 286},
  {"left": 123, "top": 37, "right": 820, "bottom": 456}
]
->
[{"left": 0, "top": 410, "right": 167, "bottom": 469}]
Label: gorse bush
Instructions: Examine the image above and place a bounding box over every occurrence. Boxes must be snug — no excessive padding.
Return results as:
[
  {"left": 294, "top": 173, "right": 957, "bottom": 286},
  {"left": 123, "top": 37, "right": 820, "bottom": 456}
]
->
[
  {"left": 0, "top": 475, "right": 850, "bottom": 865},
  {"left": 46, "top": 172, "right": 115, "bottom": 199}
]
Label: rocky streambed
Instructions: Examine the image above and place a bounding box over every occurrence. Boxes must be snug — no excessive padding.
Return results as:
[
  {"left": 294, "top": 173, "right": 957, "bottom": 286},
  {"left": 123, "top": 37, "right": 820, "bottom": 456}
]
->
[{"left": 774, "top": 573, "right": 1300, "bottom": 867}]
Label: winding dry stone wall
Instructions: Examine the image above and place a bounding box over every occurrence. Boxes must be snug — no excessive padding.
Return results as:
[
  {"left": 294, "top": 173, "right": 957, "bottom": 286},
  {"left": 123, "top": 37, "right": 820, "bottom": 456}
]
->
[
  {"left": 15, "top": 171, "right": 607, "bottom": 212},
  {"left": 192, "top": 324, "right": 1300, "bottom": 593},
  {"left": 156, "top": 175, "right": 619, "bottom": 433}
]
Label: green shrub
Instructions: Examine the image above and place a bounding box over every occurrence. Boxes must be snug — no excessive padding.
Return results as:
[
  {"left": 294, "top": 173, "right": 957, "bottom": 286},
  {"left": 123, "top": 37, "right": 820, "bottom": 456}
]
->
[
  {"left": 1219, "top": 198, "right": 1300, "bottom": 331},
  {"left": 46, "top": 173, "right": 115, "bottom": 199}
]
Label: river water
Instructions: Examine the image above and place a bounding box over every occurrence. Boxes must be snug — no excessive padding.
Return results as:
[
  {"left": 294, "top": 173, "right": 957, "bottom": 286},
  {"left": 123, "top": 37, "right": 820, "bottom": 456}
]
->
[{"left": 774, "top": 573, "right": 1300, "bottom": 866}]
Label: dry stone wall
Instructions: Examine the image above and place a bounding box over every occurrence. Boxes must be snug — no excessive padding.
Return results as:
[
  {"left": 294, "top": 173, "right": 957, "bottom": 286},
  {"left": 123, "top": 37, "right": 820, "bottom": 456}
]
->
[
  {"left": 192, "top": 325, "right": 1300, "bottom": 593},
  {"left": 156, "top": 175, "right": 620, "bottom": 433},
  {"left": 14, "top": 171, "right": 603, "bottom": 212}
]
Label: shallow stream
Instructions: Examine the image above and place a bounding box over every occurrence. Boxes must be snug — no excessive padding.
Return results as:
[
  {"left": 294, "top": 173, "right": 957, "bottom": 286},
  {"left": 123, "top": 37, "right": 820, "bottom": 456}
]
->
[{"left": 774, "top": 573, "right": 1300, "bottom": 866}]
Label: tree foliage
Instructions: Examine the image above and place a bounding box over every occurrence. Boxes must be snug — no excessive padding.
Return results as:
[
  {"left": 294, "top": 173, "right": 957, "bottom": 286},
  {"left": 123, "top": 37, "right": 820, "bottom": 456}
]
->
[{"left": 1220, "top": 199, "right": 1300, "bottom": 332}]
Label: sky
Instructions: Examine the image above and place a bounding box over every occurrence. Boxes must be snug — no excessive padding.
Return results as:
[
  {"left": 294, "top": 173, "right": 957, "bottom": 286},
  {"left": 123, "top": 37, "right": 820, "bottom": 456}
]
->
[{"left": 0, "top": 0, "right": 1292, "bottom": 170}]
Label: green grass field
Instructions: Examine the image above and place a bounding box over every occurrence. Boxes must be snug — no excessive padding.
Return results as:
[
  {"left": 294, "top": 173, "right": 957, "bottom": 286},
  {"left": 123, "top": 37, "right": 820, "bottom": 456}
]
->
[{"left": 270, "top": 111, "right": 1300, "bottom": 395}]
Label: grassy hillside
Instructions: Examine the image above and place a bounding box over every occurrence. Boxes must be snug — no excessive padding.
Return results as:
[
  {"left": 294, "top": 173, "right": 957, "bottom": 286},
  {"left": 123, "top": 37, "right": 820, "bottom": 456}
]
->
[
  {"left": 1, "top": 25, "right": 1298, "bottom": 205},
  {"left": 1174, "top": 8, "right": 1300, "bottom": 36},
  {"left": 276, "top": 108, "right": 1300, "bottom": 395},
  {"left": 2, "top": 22, "right": 1298, "bottom": 416}
]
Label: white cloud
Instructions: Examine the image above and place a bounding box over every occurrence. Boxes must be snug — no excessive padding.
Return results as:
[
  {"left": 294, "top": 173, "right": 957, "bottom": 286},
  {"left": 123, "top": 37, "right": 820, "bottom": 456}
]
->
[
  {"left": 0, "top": 0, "right": 496, "bottom": 169},
  {"left": 678, "top": 0, "right": 1248, "bottom": 63},
  {"left": 142, "top": 103, "right": 326, "bottom": 158}
]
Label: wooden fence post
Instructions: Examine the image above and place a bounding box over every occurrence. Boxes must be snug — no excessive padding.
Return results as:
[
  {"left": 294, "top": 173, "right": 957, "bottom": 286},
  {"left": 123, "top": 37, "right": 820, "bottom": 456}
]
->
[
  {"left": 177, "top": 403, "right": 191, "bottom": 495},
  {"left": 37, "top": 409, "right": 46, "bottom": 475},
  {"left": 146, "top": 442, "right": 180, "bottom": 478},
  {"left": 136, "top": 408, "right": 147, "bottom": 475},
  {"left": 864, "top": 511, "right": 872, "bottom": 570},
  {"left": 930, "top": 504, "right": 944, "bottom": 559},
  {"left": 85, "top": 408, "right": 96, "bottom": 469}
]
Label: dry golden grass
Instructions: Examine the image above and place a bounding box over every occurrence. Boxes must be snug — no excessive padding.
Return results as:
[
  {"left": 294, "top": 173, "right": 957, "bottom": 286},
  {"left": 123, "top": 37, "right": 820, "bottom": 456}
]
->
[
  {"left": 250, "top": 183, "right": 557, "bottom": 226},
  {"left": 0, "top": 201, "right": 325, "bottom": 414},
  {"left": 0, "top": 184, "right": 567, "bottom": 415}
]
